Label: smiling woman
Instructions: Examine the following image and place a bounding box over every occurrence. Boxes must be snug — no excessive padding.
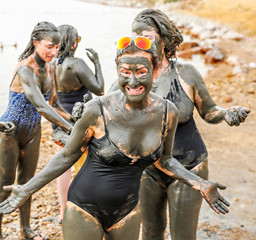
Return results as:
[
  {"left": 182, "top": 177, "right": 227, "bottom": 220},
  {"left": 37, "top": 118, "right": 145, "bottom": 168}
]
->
[
  {"left": 0, "top": 21, "right": 73, "bottom": 240},
  {"left": 0, "top": 36, "right": 229, "bottom": 240}
]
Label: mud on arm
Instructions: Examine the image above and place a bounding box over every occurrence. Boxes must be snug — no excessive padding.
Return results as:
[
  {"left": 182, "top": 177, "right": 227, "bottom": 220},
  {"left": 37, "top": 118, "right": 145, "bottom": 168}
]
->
[
  {"left": 0, "top": 100, "right": 99, "bottom": 214},
  {"left": 18, "top": 66, "right": 72, "bottom": 132},
  {"left": 154, "top": 101, "right": 230, "bottom": 214},
  {"left": 188, "top": 64, "right": 250, "bottom": 126},
  {"left": 75, "top": 48, "right": 104, "bottom": 95}
]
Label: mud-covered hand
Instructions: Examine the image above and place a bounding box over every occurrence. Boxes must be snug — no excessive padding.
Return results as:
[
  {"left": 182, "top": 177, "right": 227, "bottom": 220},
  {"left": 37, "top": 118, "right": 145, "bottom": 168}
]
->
[
  {"left": 86, "top": 48, "right": 99, "bottom": 64},
  {"left": 224, "top": 106, "right": 251, "bottom": 126},
  {"left": 0, "top": 122, "right": 16, "bottom": 135},
  {"left": 0, "top": 185, "right": 30, "bottom": 214},
  {"left": 52, "top": 126, "right": 71, "bottom": 147},
  {"left": 71, "top": 94, "right": 91, "bottom": 122},
  {"left": 200, "top": 181, "right": 230, "bottom": 214},
  {"left": 71, "top": 102, "right": 84, "bottom": 122}
]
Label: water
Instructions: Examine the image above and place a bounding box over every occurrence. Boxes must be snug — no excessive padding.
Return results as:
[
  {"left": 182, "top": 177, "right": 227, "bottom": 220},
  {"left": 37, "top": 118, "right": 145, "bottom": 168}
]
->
[
  {"left": 0, "top": 0, "right": 209, "bottom": 115},
  {"left": 0, "top": 0, "right": 142, "bottom": 115}
]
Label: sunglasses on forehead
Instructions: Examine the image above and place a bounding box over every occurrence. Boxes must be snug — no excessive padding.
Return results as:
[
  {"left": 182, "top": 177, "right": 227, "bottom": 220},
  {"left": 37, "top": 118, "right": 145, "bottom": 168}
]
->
[
  {"left": 77, "top": 36, "right": 81, "bottom": 42},
  {"left": 116, "top": 36, "right": 152, "bottom": 50}
]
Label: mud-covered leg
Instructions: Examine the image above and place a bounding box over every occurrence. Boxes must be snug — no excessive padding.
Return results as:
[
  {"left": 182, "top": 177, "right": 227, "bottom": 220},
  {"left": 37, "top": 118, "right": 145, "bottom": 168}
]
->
[
  {"left": 139, "top": 172, "right": 167, "bottom": 240},
  {"left": 62, "top": 201, "right": 104, "bottom": 240},
  {"left": 16, "top": 130, "right": 41, "bottom": 239},
  {"left": 0, "top": 133, "right": 19, "bottom": 239},
  {"left": 105, "top": 204, "right": 141, "bottom": 240},
  {"left": 168, "top": 160, "right": 209, "bottom": 240}
]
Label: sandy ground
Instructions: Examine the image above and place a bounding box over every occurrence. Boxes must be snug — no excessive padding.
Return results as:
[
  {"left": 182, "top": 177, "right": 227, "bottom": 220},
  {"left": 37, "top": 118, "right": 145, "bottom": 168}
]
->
[{"left": 1, "top": 1, "right": 256, "bottom": 239}]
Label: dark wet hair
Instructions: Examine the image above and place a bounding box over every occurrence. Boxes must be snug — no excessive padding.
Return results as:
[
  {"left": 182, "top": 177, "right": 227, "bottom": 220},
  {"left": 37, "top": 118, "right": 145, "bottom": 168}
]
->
[
  {"left": 56, "top": 24, "right": 78, "bottom": 60},
  {"left": 115, "top": 37, "right": 159, "bottom": 70},
  {"left": 133, "top": 9, "right": 183, "bottom": 60},
  {"left": 19, "top": 21, "right": 59, "bottom": 61}
]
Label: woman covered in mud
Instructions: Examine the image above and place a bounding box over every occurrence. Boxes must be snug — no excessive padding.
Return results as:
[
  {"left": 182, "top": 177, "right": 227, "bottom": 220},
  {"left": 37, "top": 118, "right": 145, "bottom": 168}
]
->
[
  {"left": 52, "top": 24, "right": 104, "bottom": 221},
  {"left": 0, "top": 36, "right": 229, "bottom": 240},
  {"left": 0, "top": 22, "right": 73, "bottom": 240},
  {"left": 109, "top": 9, "right": 250, "bottom": 240}
]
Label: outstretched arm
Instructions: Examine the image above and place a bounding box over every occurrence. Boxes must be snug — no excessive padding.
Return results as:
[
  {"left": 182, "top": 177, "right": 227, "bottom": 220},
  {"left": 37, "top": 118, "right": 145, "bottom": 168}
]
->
[
  {"left": 0, "top": 99, "right": 100, "bottom": 214},
  {"left": 155, "top": 101, "right": 230, "bottom": 214},
  {"left": 18, "top": 66, "right": 72, "bottom": 132},
  {"left": 180, "top": 63, "right": 250, "bottom": 126}
]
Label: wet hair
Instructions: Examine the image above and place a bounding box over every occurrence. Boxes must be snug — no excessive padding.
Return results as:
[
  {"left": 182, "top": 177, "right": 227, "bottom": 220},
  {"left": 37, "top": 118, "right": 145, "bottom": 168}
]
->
[
  {"left": 18, "top": 21, "right": 59, "bottom": 61},
  {"left": 133, "top": 9, "right": 183, "bottom": 60},
  {"left": 56, "top": 24, "right": 78, "bottom": 60},
  {"left": 115, "top": 38, "right": 159, "bottom": 70}
]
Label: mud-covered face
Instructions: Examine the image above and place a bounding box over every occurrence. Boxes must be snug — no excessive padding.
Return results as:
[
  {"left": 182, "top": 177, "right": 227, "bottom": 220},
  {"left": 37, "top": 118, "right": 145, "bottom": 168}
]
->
[
  {"left": 132, "top": 21, "right": 164, "bottom": 63},
  {"left": 34, "top": 31, "right": 60, "bottom": 63},
  {"left": 117, "top": 52, "right": 154, "bottom": 104}
]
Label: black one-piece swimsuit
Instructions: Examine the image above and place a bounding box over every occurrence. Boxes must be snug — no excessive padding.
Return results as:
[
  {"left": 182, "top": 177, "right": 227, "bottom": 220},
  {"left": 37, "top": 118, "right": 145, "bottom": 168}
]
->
[
  {"left": 68, "top": 99, "right": 168, "bottom": 230},
  {"left": 145, "top": 62, "right": 208, "bottom": 187}
]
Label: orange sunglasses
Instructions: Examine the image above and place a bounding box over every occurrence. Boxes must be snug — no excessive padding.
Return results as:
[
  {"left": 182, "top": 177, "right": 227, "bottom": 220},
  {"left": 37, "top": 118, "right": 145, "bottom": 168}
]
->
[
  {"left": 116, "top": 36, "right": 152, "bottom": 50},
  {"left": 77, "top": 36, "right": 82, "bottom": 42}
]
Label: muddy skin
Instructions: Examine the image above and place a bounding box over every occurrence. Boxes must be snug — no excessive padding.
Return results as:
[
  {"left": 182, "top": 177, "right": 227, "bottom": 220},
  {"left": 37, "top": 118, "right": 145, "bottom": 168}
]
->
[
  {"left": 0, "top": 42, "right": 229, "bottom": 240},
  {"left": 118, "top": 56, "right": 154, "bottom": 105},
  {"left": 127, "top": 9, "right": 250, "bottom": 240},
  {"left": 52, "top": 94, "right": 91, "bottom": 147},
  {"left": 55, "top": 47, "right": 104, "bottom": 95},
  {"left": 52, "top": 24, "right": 105, "bottom": 221},
  {"left": 0, "top": 22, "right": 73, "bottom": 240},
  {"left": 132, "top": 21, "right": 164, "bottom": 66}
]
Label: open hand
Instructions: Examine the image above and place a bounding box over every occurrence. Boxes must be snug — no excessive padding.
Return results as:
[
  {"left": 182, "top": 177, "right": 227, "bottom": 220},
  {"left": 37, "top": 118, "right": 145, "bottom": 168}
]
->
[
  {"left": 200, "top": 181, "right": 230, "bottom": 214},
  {"left": 86, "top": 48, "right": 99, "bottom": 63},
  {"left": 0, "top": 184, "right": 30, "bottom": 214},
  {"left": 224, "top": 106, "right": 251, "bottom": 126},
  {"left": 0, "top": 122, "right": 15, "bottom": 135}
]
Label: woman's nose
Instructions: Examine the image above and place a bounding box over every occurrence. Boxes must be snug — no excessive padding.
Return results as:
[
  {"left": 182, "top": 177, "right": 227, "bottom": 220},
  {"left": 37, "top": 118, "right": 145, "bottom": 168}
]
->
[{"left": 129, "top": 74, "right": 138, "bottom": 86}]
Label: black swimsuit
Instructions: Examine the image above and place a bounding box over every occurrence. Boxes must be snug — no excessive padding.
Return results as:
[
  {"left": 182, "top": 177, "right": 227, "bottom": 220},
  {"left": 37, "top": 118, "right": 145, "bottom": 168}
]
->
[
  {"left": 145, "top": 62, "right": 208, "bottom": 186},
  {"left": 68, "top": 99, "right": 167, "bottom": 230}
]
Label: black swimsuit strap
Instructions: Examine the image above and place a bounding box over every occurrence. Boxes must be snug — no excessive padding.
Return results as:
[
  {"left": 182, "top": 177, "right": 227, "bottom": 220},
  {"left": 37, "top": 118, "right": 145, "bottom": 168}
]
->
[
  {"left": 10, "top": 64, "right": 54, "bottom": 95},
  {"left": 98, "top": 99, "right": 108, "bottom": 134},
  {"left": 99, "top": 98, "right": 167, "bottom": 138}
]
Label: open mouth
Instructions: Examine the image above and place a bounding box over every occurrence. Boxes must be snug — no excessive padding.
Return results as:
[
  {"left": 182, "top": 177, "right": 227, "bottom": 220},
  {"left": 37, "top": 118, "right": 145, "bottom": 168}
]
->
[{"left": 125, "top": 86, "right": 145, "bottom": 95}]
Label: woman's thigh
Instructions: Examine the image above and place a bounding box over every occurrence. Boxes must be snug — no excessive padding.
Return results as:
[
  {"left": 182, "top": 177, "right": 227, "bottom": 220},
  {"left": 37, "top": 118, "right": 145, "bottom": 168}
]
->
[
  {"left": 167, "top": 159, "right": 209, "bottom": 240},
  {"left": 139, "top": 172, "right": 168, "bottom": 240},
  {"left": 17, "top": 129, "right": 41, "bottom": 184},
  {"left": 105, "top": 204, "right": 141, "bottom": 240},
  {"left": 62, "top": 201, "right": 104, "bottom": 240}
]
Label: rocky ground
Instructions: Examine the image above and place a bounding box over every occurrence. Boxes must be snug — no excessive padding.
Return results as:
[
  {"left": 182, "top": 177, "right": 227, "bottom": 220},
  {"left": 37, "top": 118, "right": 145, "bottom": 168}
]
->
[{"left": 1, "top": 0, "right": 256, "bottom": 239}]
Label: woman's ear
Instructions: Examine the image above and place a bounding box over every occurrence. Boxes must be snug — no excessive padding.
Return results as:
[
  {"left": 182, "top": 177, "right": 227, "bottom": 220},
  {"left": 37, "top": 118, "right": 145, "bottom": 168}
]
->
[
  {"left": 33, "top": 40, "right": 39, "bottom": 48},
  {"left": 71, "top": 41, "right": 78, "bottom": 50}
]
